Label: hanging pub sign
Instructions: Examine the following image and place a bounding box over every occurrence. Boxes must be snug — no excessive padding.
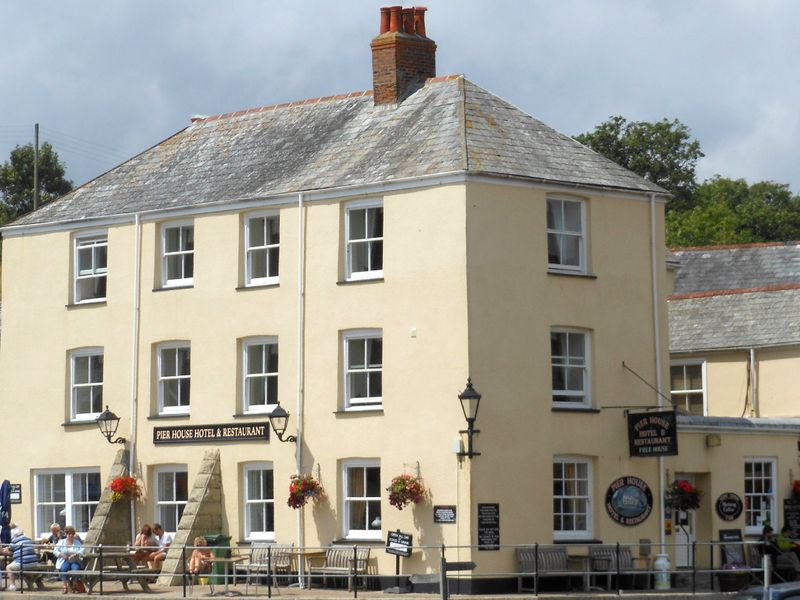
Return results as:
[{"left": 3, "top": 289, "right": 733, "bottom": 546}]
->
[
  {"left": 627, "top": 409, "right": 678, "bottom": 457},
  {"left": 716, "top": 493, "right": 743, "bottom": 522},
  {"left": 153, "top": 422, "right": 270, "bottom": 444},
  {"left": 605, "top": 476, "right": 653, "bottom": 526}
]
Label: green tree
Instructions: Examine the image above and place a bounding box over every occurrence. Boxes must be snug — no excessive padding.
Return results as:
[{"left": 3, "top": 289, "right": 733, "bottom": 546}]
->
[
  {"left": 666, "top": 176, "right": 800, "bottom": 247},
  {"left": 0, "top": 142, "right": 73, "bottom": 223},
  {"left": 575, "top": 116, "right": 704, "bottom": 212}
]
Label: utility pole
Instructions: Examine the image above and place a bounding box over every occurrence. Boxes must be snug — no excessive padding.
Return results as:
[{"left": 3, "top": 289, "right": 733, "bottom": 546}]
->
[{"left": 33, "top": 123, "right": 39, "bottom": 210}]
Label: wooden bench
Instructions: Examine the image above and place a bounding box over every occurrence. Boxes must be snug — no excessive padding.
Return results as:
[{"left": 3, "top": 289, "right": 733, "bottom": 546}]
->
[
  {"left": 18, "top": 563, "right": 55, "bottom": 590},
  {"left": 234, "top": 543, "right": 294, "bottom": 592},
  {"left": 516, "top": 546, "right": 583, "bottom": 593},
  {"left": 589, "top": 545, "right": 651, "bottom": 590},
  {"left": 308, "top": 546, "right": 370, "bottom": 591}
]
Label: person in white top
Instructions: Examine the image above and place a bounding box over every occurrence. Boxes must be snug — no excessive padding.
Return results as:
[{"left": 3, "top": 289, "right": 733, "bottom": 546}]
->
[{"left": 147, "top": 523, "right": 174, "bottom": 571}]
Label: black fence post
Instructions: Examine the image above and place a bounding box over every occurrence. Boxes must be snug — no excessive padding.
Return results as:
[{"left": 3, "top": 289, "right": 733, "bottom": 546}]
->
[
  {"left": 710, "top": 541, "right": 715, "bottom": 591},
  {"left": 267, "top": 544, "right": 272, "bottom": 598},
  {"left": 616, "top": 543, "right": 621, "bottom": 594},
  {"left": 182, "top": 545, "right": 187, "bottom": 598},
  {"left": 534, "top": 543, "right": 539, "bottom": 596},
  {"left": 99, "top": 544, "right": 104, "bottom": 596},
  {"left": 353, "top": 544, "right": 358, "bottom": 599},
  {"left": 691, "top": 541, "right": 697, "bottom": 594}
]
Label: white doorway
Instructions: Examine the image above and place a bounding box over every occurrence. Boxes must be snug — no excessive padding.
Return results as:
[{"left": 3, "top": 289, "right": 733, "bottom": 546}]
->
[{"left": 674, "top": 474, "right": 696, "bottom": 568}]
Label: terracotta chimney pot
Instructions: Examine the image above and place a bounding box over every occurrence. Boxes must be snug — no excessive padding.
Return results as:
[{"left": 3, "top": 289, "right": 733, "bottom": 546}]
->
[
  {"left": 388, "top": 6, "right": 402, "bottom": 32},
  {"left": 413, "top": 6, "right": 427, "bottom": 37},
  {"left": 402, "top": 8, "right": 414, "bottom": 34},
  {"left": 379, "top": 7, "right": 391, "bottom": 34}
]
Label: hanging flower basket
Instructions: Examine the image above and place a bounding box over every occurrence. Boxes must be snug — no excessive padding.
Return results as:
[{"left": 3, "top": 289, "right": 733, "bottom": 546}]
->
[
  {"left": 287, "top": 474, "right": 323, "bottom": 509},
  {"left": 665, "top": 479, "right": 701, "bottom": 511},
  {"left": 108, "top": 476, "right": 142, "bottom": 503},
  {"left": 386, "top": 474, "right": 426, "bottom": 510}
]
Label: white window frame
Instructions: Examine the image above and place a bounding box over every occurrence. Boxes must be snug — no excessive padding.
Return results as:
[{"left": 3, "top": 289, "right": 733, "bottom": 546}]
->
[
  {"left": 154, "top": 465, "right": 188, "bottom": 534},
  {"left": 553, "top": 456, "right": 593, "bottom": 541},
  {"left": 243, "top": 462, "right": 275, "bottom": 542},
  {"left": 744, "top": 457, "right": 777, "bottom": 535},
  {"left": 70, "top": 347, "right": 104, "bottom": 422},
  {"left": 242, "top": 337, "right": 279, "bottom": 414},
  {"left": 342, "top": 459, "right": 382, "bottom": 541},
  {"left": 550, "top": 328, "right": 591, "bottom": 408},
  {"left": 33, "top": 468, "right": 101, "bottom": 539},
  {"left": 547, "top": 197, "right": 586, "bottom": 273},
  {"left": 669, "top": 359, "right": 707, "bottom": 416},
  {"left": 244, "top": 212, "right": 280, "bottom": 287},
  {"left": 345, "top": 200, "right": 383, "bottom": 281},
  {"left": 161, "top": 220, "right": 194, "bottom": 287},
  {"left": 74, "top": 232, "right": 108, "bottom": 303},
  {"left": 157, "top": 342, "right": 191, "bottom": 415},
  {"left": 343, "top": 329, "right": 383, "bottom": 411}
]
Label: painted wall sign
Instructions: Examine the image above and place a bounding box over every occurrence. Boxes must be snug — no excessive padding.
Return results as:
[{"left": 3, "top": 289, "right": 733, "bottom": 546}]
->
[
  {"left": 9, "top": 484, "right": 21, "bottom": 504},
  {"left": 386, "top": 530, "right": 413, "bottom": 557},
  {"left": 605, "top": 476, "right": 653, "bottom": 526},
  {"left": 716, "top": 493, "right": 743, "bottom": 522},
  {"left": 477, "top": 503, "right": 500, "bottom": 550},
  {"left": 153, "top": 422, "right": 270, "bottom": 444},
  {"left": 627, "top": 410, "right": 678, "bottom": 457},
  {"left": 433, "top": 505, "right": 456, "bottom": 523}
]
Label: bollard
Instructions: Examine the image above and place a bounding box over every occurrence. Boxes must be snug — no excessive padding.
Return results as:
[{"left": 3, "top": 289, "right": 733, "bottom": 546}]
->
[
  {"left": 654, "top": 553, "right": 671, "bottom": 590},
  {"left": 763, "top": 553, "right": 771, "bottom": 590}
]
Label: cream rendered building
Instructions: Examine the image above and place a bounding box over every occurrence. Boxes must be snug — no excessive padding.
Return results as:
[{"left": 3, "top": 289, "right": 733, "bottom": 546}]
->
[{"left": 2, "top": 7, "right": 798, "bottom": 591}]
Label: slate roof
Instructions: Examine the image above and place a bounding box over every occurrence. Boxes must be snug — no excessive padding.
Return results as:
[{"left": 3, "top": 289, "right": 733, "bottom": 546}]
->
[
  {"left": 672, "top": 242, "right": 800, "bottom": 294},
  {"left": 10, "top": 76, "right": 664, "bottom": 228},
  {"left": 669, "top": 243, "right": 800, "bottom": 352}
]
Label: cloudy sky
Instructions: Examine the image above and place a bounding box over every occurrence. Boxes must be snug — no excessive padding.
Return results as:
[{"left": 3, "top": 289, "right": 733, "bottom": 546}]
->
[{"left": 2, "top": 0, "right": 798, "bottom": 192}]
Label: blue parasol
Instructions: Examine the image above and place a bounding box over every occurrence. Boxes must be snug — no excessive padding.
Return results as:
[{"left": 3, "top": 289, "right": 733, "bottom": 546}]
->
[{"left": 0, "top": 480, "right": 11, "bottom": 544}]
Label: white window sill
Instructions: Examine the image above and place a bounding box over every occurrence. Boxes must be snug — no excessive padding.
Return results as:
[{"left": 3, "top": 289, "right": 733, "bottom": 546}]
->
[
  {"left": 243, "top": 406, "right": 278, "bottom": 415},
  {"left": 155, "top": 410, "right": 191, "bottom": 418},
  {"left": 245, "top": 535, "right": 276, "bottom": 543},
  {"left": 344, "top": 271, "right": 384, "bottom": 282},
  {"left": 553, "top": 532, "right": 592, "bottom": 542},
  {"left": 345, "top": 533, "right": 382, "bottom": 542},
  {"left": 344, "top": 403, "right": 383, "bottom": 412},
  {"left": 547, "top": 269, "right": 596, "bottom": 279},
  {"left": 71, "top": 415, "right": 100, "bottom": 423}
]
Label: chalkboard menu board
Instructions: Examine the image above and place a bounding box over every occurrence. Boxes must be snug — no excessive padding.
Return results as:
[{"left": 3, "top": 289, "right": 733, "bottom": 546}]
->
[
  {"left": 386, "top": 530, "right": 413, "bottom": 557},
  {"left": 784, "top": 500, "right": 800, "bottom": 536},
  {"left": 478, "top": 503, "right": 500, "bottom": 551},
  {"left": 719, "top": 529, "right": 745, "bottom": 566}
]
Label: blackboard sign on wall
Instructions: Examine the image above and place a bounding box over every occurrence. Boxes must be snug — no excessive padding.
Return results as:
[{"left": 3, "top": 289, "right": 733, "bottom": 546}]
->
[
  {"left": 784, "top": 500, "right": 800, "bottom": 536},
  {"left": 477, "top": 503, "right": 499, "bottom": 551}
]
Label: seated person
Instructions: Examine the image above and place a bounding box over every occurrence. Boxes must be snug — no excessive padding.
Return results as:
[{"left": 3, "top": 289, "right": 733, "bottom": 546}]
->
[
  {"left": 132, "top": 524, "right": 158, "bottom": 565},
  {"left": 54, "top": 527, "right": 85, "bottom": 594},
  {"left": 4, "top": 527, "right": 39, "bottom": 591},
  {"left": 778, "top": 525, "right": 800, "bottom": 559},
  {"left": 188, "top": 537, "right": 213, "bottom": 575},
  {"left": 147, "top": 523, "right": 173, "bottom": 571},
  {"left": 40, "top": 523, "right": 66, "bottom": 566}
]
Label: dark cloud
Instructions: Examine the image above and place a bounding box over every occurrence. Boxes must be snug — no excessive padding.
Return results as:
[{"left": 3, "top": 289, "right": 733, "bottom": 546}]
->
[{"left": 2, "top": 0, "right": 798, "bottom": 191}]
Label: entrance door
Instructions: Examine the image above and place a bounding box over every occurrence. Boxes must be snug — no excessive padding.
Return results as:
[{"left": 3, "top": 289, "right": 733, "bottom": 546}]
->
[{"left": 674, "top": 474, "right": 696, "bottom": 567}]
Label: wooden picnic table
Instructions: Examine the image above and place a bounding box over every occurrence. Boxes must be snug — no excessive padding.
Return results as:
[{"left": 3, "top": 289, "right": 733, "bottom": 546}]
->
[{"left": 82, "top": 549, "right": 158, "bottom": 594}]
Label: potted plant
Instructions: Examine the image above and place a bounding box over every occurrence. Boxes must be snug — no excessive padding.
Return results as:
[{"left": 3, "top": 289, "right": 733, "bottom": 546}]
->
[
  {"left": 386, "top": 474, "right": 426, "bottom": 510},
  {"left": 287, "top": 474, "right": 323, "bottom": 509},
  {"left": 717, "top": 562, "right": 750, "bottom": 592},
  {"left": 108, "top": 476, "right": 142, "bottom": 502},
  {"left": 665, "top": 479, "right": 701, "bottom": 511}
]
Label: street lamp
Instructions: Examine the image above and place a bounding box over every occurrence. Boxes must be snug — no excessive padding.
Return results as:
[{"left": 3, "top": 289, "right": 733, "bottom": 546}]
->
[
  {"left": 458, "top": 378, "right": 482, "bottom": 458},
  {"left": 268, "top": 405, "right": 297, "bottom": 443},
  {"left": 96, "top": 406, "right": 127, "bottom": 444}
]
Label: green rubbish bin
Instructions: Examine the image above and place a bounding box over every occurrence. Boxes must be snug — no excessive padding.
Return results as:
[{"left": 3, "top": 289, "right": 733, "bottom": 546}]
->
[{"left": 204, "top": 534, "right": 232, "bottom": 585}]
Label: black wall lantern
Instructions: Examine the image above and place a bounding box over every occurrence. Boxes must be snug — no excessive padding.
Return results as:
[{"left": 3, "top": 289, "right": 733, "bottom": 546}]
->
[
  {"left": 268, "top": 405, "right": 297, "bottom": 443},
  {"left": 96, "top": 405, "right": 127, "bottom": 444},
  {"left": 458, "top": 378, "right": 482, "bottom": 458}
]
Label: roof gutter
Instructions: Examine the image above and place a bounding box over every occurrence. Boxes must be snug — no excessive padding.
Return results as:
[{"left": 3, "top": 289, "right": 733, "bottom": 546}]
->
[{"left": 1, "top": 171, "right": 670, "bottom": 238}]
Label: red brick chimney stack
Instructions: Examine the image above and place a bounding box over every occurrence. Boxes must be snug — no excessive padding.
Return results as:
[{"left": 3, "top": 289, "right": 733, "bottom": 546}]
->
[{"left": 371, "top": 5, "right": 437, "bottom": 105}]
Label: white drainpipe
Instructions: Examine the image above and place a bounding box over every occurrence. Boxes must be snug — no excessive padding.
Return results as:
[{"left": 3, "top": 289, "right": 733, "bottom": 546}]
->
[
  {"left": 129, "top": 213, "right": 142, "bottom": 542},
  {"left": 296, "top": 193, "right": 306, "bottom": 574},
  {"left": 750, "top": 348, "right": 758, "bottom": 416},
  {"left": 650, "top": 193, "right": 666, "bottom": 554}
]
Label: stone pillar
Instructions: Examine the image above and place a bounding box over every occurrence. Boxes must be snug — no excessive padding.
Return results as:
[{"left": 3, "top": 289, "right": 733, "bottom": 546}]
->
[
  {"left": 84, "top": 447, "right": 132, "bottom": 548},
  {"left": 158, "top": 449, "right": 223, "bottom": 586}
]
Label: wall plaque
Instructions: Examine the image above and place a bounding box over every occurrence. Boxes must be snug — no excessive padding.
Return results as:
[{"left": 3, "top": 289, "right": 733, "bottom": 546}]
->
[
  {"left": 433, "top": 505, "right": 456, "bottom": 523},
  {"left": 9, "top": 484, "right": 21, "bottom": 504},
  {"left": 716, "top": 493, "right": 743, "bottom": 522},
  {"left": 477, "top": 503, "right": 499, "bottom": 550},
  {"left": 153, "top": 422, "right": 269, "bottom": 444},
  {"left": 627, "top": 410, "right": 678, "bottom": 457},
  {"left": 605, "top": 476, "right": 653, "bottom": 526}
]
